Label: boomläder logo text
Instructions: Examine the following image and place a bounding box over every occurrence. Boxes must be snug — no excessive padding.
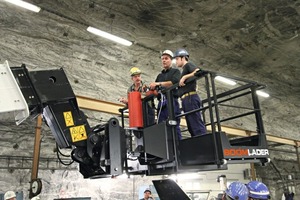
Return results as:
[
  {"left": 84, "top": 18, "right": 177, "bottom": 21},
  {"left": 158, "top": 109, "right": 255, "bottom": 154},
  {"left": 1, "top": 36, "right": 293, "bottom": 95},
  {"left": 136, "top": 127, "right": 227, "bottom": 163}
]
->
[{"left": 223, "top": 149, "right": 269, "bottom": 156}]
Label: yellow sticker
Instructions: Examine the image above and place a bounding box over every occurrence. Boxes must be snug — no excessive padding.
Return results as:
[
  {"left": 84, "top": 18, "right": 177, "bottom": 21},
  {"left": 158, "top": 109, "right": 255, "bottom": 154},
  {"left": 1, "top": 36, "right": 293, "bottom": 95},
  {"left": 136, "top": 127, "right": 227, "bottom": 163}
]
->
[
  {"left": 63, "top": 111, "right": 74, "bottom": 127},
  {"left": 70, "top": 125, "right": 87, "bottom": 142}
]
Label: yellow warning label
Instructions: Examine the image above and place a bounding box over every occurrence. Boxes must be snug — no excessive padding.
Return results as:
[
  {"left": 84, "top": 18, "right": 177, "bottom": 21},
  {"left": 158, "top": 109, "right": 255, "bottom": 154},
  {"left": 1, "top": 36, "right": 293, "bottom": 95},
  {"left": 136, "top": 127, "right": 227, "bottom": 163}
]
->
[
  {"left": 63, "top": 111, "right": 74, "bottom": 127},
  {"left": 70, "top": 125, "right": 87, "bottom": 142}
]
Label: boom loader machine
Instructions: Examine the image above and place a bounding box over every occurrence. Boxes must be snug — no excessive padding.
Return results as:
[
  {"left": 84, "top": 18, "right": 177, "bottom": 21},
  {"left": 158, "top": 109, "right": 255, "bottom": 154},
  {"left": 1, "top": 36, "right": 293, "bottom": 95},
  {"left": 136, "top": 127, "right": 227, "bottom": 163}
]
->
[{"left": 0, "top": 61, "right": 270, "bottom": 179}]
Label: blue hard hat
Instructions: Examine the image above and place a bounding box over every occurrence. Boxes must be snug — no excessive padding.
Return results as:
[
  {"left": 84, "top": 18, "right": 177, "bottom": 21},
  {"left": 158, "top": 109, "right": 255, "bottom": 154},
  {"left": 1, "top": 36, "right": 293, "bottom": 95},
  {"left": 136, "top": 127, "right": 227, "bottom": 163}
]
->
[
  {"left": 174, "top": 48, "right": 189, "bottom": 58},
  {"left": 247, "top": 181, "right": 270, "bottom": 199},
  {"left": 225, "top": 182, "right": 249, "bottom": 200}
]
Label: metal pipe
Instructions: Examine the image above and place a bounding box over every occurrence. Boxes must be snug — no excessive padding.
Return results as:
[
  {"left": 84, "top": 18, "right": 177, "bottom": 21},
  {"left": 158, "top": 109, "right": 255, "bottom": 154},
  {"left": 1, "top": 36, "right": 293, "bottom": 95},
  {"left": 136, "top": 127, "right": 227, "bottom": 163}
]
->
[
  {"left": 205, "top": 75, "right": 215, "bottom": 133},
  {"left": 166, "top": 89, "right": 179, "bottom": 173},
  {"left": 0, "top": 155, "right": 76, "bottom": 170},
  {"left": 202, "top": 83, "right": 254, "bottom": 104},
  {"left": 204, "top": 74, "right": 223, "bottom": 166},
  {"left": 251, "top": 87, "right": 265, "bottom": 135},
  {"left": 210, "top": 74, "right": 222, "bottom": 132},
  {"left": 212, "top": 91, "right": 252, "bottom": 104},
  {"left": 205, "top": 111, "right": 256, "bottom": 126}
]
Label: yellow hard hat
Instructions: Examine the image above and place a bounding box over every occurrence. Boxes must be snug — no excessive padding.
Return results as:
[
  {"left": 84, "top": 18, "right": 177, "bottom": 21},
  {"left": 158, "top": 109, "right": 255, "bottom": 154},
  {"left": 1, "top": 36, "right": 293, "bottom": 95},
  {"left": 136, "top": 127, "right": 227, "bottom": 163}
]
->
[{"left": 130, "top": 67, "right": 141, "bottom": 76}]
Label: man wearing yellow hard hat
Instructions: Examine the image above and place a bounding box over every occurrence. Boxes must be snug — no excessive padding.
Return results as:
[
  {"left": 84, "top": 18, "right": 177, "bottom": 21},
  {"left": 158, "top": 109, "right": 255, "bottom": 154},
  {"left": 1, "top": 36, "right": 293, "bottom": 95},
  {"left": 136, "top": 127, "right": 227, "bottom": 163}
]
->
[
  {"left": 119, "top": 67, "right": 155, "bottom": 126},
  {"left": 130, "top": 67, "right": 142, "bottom": 76}
]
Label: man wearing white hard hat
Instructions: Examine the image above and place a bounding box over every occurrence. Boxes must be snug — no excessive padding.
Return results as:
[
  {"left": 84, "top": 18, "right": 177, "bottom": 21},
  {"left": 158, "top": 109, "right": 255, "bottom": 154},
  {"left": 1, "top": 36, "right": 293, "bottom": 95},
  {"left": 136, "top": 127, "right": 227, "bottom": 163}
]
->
[
  {"left": 4, "top": 191, "right": 16, "bottom": 200},
  {"left": 149, "top": 50, "right": 182, "bottom": 139}
]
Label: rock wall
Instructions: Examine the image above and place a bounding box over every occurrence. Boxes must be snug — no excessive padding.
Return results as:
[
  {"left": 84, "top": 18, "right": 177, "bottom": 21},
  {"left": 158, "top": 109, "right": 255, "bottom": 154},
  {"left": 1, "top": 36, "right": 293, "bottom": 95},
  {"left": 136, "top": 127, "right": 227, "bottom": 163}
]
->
[{"left": 0, "top": 1, "right": 299, "bottom": 199}]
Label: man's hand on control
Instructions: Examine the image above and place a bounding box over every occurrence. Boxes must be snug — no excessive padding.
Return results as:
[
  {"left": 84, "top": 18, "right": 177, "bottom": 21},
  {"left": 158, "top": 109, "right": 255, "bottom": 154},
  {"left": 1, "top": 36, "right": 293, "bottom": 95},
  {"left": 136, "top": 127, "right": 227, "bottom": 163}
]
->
[{"left": 149, "top": 82, "right": 161, "bottom": 90}]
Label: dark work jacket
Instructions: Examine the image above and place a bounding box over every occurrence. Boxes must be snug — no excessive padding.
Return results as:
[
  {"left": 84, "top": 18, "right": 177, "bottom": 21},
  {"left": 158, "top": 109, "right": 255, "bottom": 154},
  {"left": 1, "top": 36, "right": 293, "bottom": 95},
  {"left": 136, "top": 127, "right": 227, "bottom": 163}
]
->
[
  {"left": 177, "top": 62, "right": 199, "bottom": 97},
  {"left": 155, "top": 67, "right": 180, "bottom": 97}
]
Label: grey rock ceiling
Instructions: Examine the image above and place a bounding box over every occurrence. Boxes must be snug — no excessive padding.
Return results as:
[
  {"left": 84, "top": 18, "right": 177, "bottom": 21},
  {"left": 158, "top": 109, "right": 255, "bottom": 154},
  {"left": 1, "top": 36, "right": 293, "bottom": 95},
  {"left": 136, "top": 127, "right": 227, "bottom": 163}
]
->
[{"left": 0, "top": 0, "right": 299, "bottom": 149}]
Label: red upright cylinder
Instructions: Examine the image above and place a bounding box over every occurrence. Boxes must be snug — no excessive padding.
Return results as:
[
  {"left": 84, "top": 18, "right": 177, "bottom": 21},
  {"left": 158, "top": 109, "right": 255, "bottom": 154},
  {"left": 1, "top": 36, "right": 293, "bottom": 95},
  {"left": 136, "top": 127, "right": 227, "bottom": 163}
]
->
[{"left": 128, "top": 91, "right": 143, "bottom": 128}]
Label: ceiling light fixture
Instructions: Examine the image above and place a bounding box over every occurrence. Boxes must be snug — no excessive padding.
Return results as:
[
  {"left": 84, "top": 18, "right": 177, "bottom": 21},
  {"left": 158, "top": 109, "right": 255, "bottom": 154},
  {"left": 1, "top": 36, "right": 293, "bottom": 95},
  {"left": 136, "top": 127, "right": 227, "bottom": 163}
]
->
[
  {"left": 4, "top": 0, "right": 41, "bottom": 13},
  {"left": 215, "top": 76, "right": 237, "bottom": 86},
  {"left": 256, "top": 90, "right": 270, "bottom": 98},
  {"left": 87, "top": 26, "right": 132, "bottom": 46},
  {"left": 169, "top": 173, "right": 204, "bottom": 181}
]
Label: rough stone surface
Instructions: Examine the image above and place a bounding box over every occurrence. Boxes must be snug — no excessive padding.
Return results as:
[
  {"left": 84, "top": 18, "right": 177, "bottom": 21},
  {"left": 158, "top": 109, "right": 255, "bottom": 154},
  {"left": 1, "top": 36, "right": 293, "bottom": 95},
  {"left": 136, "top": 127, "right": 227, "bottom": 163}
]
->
[{"left": 0, "top": 0, "right": 299, "bottom": 199}]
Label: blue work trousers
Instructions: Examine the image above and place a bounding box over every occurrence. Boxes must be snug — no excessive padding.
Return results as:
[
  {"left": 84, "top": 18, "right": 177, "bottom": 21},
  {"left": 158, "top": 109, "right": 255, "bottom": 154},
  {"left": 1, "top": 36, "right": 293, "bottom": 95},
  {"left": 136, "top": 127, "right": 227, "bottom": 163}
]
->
[
  {"left": 157, "top": 98, "right": 182, "bottom": 140},
  {"left": 182, "top": 94, "right": 206, "bottom": 136}
]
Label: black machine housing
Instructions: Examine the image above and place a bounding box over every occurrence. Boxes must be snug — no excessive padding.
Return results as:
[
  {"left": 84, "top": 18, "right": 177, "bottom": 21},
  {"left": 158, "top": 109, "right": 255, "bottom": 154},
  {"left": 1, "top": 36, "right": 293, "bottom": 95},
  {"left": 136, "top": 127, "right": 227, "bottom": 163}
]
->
[{"left": 10, "top": 66, "right": 125, "bottom": 178}]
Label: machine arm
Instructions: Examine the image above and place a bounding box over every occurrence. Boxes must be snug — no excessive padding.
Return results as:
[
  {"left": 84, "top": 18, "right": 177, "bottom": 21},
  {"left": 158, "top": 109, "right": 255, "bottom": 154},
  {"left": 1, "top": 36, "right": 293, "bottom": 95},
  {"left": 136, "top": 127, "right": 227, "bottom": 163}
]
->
[{"left": 5, "top": 64, "right": 125, "bottom": 178}]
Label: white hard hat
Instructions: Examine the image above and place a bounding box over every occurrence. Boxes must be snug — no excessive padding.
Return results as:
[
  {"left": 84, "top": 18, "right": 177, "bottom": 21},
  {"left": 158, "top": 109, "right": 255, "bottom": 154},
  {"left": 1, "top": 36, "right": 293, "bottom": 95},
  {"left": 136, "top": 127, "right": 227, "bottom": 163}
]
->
[
  {"left": 31, "top": 196, "right": 40, "bottom": 200},
  {"left": 161, "top": 50, "right": 174, "bottom": 58},
  {"left": 4, "top": 191, "right": 16, "bottom": 199}
]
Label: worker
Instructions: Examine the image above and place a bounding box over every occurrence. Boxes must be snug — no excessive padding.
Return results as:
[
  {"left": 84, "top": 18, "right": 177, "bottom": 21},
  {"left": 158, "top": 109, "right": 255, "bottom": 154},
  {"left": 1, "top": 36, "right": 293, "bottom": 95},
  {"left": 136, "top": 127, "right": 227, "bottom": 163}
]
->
[
  {"left": 222, "top": 181, "right": 249, "bottom": 200},
  {"left": 282, "top": 191, "right": 294, "bottom": 200},
  {"left": 174, "top": 48, "right": 206, "bottom": 136},
  {"left": 149, "top": 50, "right": 182, "bottom": 139},
  {"left": 4, "top": 191, "right": 16, "bottom": 200},
  {"left": 140, "top": 189, "right": 153, "bottom": 200},
  {"left": 119, "top": 67, "right": 155, "bottom": 126},
  {"left": 247, "top": 181, "right": 271, "bottom": 200}
]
